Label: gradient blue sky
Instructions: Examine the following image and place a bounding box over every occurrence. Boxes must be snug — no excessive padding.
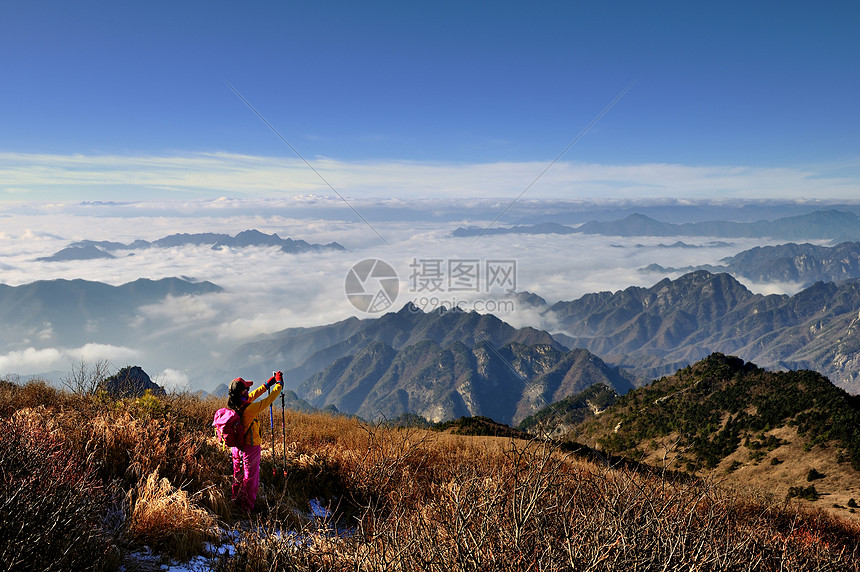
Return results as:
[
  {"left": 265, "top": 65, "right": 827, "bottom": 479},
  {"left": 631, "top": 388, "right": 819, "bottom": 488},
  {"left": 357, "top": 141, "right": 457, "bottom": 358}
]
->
[{"left": 2, "top": 1, "right": 859, "bottom": 202}]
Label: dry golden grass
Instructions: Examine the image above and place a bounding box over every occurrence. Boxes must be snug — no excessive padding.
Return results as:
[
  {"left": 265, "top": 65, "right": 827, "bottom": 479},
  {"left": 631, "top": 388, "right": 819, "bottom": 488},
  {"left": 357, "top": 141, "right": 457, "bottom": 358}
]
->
[
  {"left": 126, "top": 468, "right": 217, "bottom": 560},
  {"left": 5, "top": 376, "right": 860, "bottom": 570},
  {"left": 217, "top": 399, "right": 860, "bottom": 570},
  {"left": 238, "top": 408, "right": 860, "bottom": 570},
  {"left": 713, "top": 425, "right": 860, "bottom": 521},
  {"left": 225, "top": 427, "right": 860, "bottom": 571}
]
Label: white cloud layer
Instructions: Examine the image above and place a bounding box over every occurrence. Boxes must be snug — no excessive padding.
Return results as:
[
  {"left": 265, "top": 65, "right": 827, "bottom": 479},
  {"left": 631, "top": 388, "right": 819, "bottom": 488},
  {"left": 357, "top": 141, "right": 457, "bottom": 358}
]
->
[{"left": 2, "top": 151, "right": 859, "bottom": 202}]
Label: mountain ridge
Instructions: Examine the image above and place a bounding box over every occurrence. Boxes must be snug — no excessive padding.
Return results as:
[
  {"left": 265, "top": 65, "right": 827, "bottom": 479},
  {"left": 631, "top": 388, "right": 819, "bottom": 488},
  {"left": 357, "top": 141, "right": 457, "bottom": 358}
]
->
[
  {"left": 452, "top": 210, "right": 860, "bottom": 241},
  {"left": 0, "top": 277, "right": 223, "bottom": 350},
  {"left": 644, "top": 241, "right": 860, "bottom": 286},
  {"left": 37, "top": 229, "right": 344, "bottom": 261},
  {"left": 546, "top": 271, "right": 860, "bottom": 391},
  {"left": 578, "top": 353, "right": 860, "bottom": 470},
  {"left": 222, "top": 303, "right": 566, "bottom": 387},
  {"left": 296, "top": 338, "right": 633, "bottom": 425},
  {"left": 520, "top": 353, "right": 860, "bottom": 516}
]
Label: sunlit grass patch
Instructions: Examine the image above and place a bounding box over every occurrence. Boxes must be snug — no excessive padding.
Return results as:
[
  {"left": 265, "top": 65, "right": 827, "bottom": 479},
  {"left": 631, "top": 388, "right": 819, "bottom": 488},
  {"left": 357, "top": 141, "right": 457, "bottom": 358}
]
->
[{"left": 126, "top": 469, "right": 218, "bottom": 561}]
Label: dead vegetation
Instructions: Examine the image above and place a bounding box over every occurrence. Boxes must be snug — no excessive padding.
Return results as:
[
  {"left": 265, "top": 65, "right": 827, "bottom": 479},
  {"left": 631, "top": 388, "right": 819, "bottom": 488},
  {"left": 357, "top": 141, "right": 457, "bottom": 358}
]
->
[
  {"left": 1, "top": 375, "right": 860, "bottom": 571},
  {"left": 126, "top": 468, "right": 218, "bottom": 560}
]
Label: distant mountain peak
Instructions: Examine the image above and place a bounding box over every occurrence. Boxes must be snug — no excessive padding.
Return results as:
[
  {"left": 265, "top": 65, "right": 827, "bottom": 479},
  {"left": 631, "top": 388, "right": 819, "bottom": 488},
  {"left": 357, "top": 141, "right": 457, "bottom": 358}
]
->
[
  {"left": 102, "top": 365, "right": 165, "bottom": 398},
  {"left": 396, "top": 301, "right": 423, "bottom": 315},
  {"left": 36, "top": 244, "right": 115, "bottom": 262},
  {"left": 0, "top": 276, "right": 224, "bottom": 352},
  {"left": 624, "top": 213, "right": 659, "bottom": 221},
  {"left": 235, "top": 229, "right": 269, "bottom": 238},
  {"left": 508, "top": 291, "right": 548, "bottom": 308}
]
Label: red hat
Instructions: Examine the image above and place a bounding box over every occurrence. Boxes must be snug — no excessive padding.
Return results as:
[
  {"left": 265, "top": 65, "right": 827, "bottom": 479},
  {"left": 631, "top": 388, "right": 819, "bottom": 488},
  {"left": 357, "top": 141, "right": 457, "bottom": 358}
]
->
[{"left": 229, "top": 377, "right": 253, "bottom": 394}]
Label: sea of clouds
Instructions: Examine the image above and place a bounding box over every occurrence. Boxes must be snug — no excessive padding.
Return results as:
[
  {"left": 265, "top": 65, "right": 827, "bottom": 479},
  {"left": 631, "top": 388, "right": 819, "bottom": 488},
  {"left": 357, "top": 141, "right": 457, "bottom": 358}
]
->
[{"left": 0, "top": 197, "right": 819, "bottom": 390}]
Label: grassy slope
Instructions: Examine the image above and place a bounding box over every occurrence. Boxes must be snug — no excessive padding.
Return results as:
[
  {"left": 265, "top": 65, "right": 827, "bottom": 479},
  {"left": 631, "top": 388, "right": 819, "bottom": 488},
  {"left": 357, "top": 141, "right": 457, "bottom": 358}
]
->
[{"left": 3, "top": 376, "right": 860, "bottom": 571}]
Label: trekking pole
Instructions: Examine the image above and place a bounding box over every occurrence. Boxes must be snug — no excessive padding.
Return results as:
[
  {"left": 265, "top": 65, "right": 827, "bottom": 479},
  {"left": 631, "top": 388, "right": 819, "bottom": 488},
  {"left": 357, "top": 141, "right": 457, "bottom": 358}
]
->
[
  {"left": 269, "top": 374, "right": 276, "bottom": 477},
  {"left": 280, "top": 389, "right": 287, "bottom": 476}
]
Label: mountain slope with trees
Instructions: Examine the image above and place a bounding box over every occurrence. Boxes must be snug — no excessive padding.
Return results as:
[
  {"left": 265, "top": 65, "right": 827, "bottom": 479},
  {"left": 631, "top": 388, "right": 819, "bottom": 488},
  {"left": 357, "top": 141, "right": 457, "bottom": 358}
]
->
[
  {"left": 579, "top": 353, "right": 860, "bottom": 471},
  {"left": 521, "top": 353, "right": 860, "bottom": 513},
  {"left": 517, "top": 382, "right": 618, "bottom": 438}
]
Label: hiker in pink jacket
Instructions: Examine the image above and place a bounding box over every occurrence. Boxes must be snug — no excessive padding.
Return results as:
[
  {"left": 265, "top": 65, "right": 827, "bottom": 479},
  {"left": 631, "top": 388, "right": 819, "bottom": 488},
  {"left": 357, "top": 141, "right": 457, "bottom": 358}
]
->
[{"left": 226, "top": 372, "right": 283, "bottom": 512}]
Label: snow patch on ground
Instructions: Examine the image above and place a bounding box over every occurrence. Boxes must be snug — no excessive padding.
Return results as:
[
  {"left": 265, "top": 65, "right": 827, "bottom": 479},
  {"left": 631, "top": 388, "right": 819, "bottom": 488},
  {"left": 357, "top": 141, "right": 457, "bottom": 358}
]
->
[{"left": 121, "top": 498, "right": 344, "bottom": 571}]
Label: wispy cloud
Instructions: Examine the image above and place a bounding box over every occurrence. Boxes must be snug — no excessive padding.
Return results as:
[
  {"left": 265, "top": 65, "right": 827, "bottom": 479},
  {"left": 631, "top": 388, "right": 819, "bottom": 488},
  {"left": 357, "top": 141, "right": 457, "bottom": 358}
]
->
[
  {"left": 1, "top": 151, "right": 858, "bottom": 202},
  {"left": 156, "top": 368, "right": 191, "bottom": 392},
  {"left": 0, "top": 343, "right": 140, "bottom": 375}
]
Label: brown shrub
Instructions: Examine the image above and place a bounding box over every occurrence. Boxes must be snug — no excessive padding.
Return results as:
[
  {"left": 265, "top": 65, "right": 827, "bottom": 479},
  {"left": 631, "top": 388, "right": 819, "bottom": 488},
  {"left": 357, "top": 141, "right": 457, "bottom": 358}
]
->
[
  {"left": 0, "top": 377, "right": 61, "bottom": 414},
  {"left": 0, "top": 415, "right": 118, "bottom": 571}
]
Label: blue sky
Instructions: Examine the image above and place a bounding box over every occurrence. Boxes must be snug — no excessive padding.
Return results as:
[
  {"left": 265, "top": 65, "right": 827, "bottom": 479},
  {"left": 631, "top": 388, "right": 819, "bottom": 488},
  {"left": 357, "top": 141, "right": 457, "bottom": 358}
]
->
[{"left": 2, "top": 1, "right": 859, "bottom": 202}]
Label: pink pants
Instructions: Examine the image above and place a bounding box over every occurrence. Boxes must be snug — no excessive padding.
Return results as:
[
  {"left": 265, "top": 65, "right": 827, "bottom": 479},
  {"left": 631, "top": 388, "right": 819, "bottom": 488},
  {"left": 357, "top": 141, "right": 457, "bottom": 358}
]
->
[{"left": 231, "top": 445, "right": 261, "bottom": 511}]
